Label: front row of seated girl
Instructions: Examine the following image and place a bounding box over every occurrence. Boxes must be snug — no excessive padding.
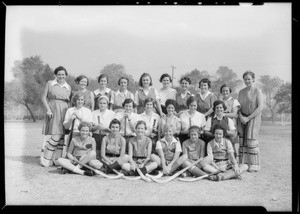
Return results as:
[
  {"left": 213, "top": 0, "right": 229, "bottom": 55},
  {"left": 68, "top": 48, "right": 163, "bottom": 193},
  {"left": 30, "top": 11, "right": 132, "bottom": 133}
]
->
[{"left": 58, "top": 118, "right": 248, "bottom": 181}]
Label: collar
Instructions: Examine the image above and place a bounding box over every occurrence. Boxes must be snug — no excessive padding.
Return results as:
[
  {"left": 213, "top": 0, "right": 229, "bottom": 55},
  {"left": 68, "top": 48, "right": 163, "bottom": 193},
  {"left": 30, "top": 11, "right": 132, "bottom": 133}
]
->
[
  {"left": 198, "top": 91, "right": 212, "bottom": 99},
  {"left": 160, "top": 137, "right": 178, "bottom": 146},
  {"left": 182, "top": 90, "right": 191, "bottom": 95},
  {"left": 139, "top": 86, "right": 151, "bottom": 92},
  {"left": 224, "top": 96, "right": 233, "bottom": 102},
  {"left": 94, "top": 88, "right": 111, "bottom": 96},
  {"left": 51, "top": 79, "right": 70, "bottom": 90},
  {"left": 213, "top": 114, "right": 225, "bottom": 120},
  {"left": 212, "top": 138, "right": 224, "bottom": 147},
  {"left": 115, "top": 90, "right": 128, "bottom": 96}
]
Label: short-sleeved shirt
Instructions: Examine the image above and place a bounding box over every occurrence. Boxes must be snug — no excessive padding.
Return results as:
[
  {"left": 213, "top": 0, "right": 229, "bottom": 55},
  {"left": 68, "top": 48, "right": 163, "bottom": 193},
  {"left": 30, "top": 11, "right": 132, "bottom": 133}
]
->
[
  {"left": 102, "top": 134, "right": 125, "bottom": 155},
  {"left": 114, "top": 112, "right": 141, "bottom": 136},
  {"left": 111, "top": 90, "right": 135, "bottom": 111},
  {"left": 182, "top": 139, "right": 206, "bottom": 161},
  {"left": 139, "top": 112, "right": 160, "bottom": 136},
  {"left": 129, "top": 136, "right": 152, "bottom": 158},
  {"left": 158, "top": 88, "right": 177, "bottom": 106},
  {"left": 204, "top": 115, "right": 235, "bottom": 132},
  {"left": 180, "top": 111, "right": 206, "bottom": 132},
  {"left": 91, "top": 109, "right": 115, "bottom": 134},
  {"left": 63, "top": 107, "right": 93, "bottom": 132},
  {"left": 68, "top": 136, "right": 95, "bottom": 157},
  {"left": 156, "top": 137, "right": 182, "bottom": 161},
  {"left": 207, "top": 138, "right": 234, "bottom": 160}
]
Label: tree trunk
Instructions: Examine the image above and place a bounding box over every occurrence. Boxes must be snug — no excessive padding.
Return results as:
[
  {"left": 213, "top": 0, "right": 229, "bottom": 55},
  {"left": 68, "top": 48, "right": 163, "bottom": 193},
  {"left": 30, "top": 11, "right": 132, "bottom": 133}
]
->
[
  {"left": 24, "top": 102, "right": 36, "bottom": 122},
  {"left": 271, "top": 111, "right": 275, "bottom": 124}
]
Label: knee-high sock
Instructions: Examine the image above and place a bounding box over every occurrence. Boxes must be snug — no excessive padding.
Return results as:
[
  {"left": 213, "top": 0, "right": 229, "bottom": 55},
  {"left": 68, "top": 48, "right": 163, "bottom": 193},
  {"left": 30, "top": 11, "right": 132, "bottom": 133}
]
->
[
  {"left": 247, "top": 140, "right": 260, "bottom": 166},
  {"left": 170, "top": 162, "right": 180, "bottom": 174},
  {"left": 52, "top": 137, "right": 64, "bottom": 165},
  {"left": 42, "top": 137, "right": 60, "bottom": 166}
]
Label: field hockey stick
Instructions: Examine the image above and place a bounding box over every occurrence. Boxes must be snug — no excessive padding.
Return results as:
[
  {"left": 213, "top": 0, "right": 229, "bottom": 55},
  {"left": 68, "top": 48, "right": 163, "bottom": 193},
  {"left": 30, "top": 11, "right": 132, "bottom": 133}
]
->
[
  {"left": 62, "top": 118, "right": 76, "bottom": 158},
  {"left": 242, "top": 122, "right": 248, "bottom": 165},
  {"left": 145, "top": 171, "right": 163, "bottom": 179},
  {"left": 149, "top": 157, "right": 203, "bottom": 184},
  {"left": 97, "top": 115, "right": 101, "bottom": 135},
  {"left": 178, "top": 169, "right": 222, "bottom": 182},
  {"left": 72, "top": 159, "right": 123, "bottom": 179},
  {"left": 136, "top": 167, "right": 151, "bottom": 182}
]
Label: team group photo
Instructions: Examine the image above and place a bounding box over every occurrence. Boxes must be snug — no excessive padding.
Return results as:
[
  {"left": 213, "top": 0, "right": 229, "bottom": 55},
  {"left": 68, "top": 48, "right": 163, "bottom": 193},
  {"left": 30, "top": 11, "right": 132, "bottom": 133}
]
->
[{"left": 4, "top": 4, "right": 292, "bottom": 211}]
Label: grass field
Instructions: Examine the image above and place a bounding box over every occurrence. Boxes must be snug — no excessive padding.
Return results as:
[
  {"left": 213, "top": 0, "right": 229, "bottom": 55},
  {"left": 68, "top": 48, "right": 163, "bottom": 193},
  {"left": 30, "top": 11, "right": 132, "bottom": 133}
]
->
[{"left": 4, "top": 120, "right": 292, "bottom": 211}]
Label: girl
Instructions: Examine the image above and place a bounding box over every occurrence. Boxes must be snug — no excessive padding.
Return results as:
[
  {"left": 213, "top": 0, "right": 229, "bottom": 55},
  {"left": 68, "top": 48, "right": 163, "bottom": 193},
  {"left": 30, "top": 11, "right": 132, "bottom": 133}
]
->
[
  {"left": 203, "top": 124, "right": 248, "bottom": 181},
  {"left": 57, "top": 122, "right": 103, "bottom": 176},
  {"left": 41, "top": 66, "right": 71, "bottom": 167},
  {"left": 134, "top": 73, "right": 164, "bottom": 117},
  {"left": 157, "top": 99, "right": 181, "bottom": 139},
  {"left": 158, "top": 73, "right": 177, "bottom": 115},
  {"left": 100, "top": 119, "right": 134, "bottom": 172},
  {"left": 179, "top": 96, "right": 206, "bottom": 144},
  {"left": 93, "top": 74, "right": 113, "bottom": 110},
  {"left": 195, "top": 78, "right": 217, "bottom": 118},
  {"left": 181, "top": 126, "right": 211, "bottom": 177},
  {"left": 175, "top": 77, "right": 194, "bottom": 116},
  {"left": 71, "top": 75, "right": 95, "bottom": 111},
  {"left": 122, "top": 121, "right": 158, "bottom": 175},
  {"left": 151, "top": 126, "right": 187, "bottom": 175},
  {"left": 91, "top": 95, "right": 115, "bottom": 157},
  {"left": 139, "top": 98, "right": 161, "bottom": 151},
  {"left": 110, "top": 76, "right": 134, "bottom": 113}
]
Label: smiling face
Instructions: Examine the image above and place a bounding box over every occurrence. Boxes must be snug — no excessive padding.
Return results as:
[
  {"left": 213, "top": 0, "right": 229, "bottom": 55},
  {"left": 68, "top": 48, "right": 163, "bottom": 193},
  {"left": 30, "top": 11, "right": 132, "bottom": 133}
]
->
[
  {"left": 221, "top": 86, "right": 230, "bottom": 99},
  {"left": 145, "top": 101, "right": 154, "bottom": 112},
  {"left": 214, "top": 129, "right": 224, "bottom": 142},
  {"left": 76, "top": 95, "right": 84, "bottom": 108},
  {"left": 164, "top": 127, "right": 174, "bottom": 139},
  {"left": 181, "top": 79, "right": 190, "bottom": 91},
  {"left": 78, "top": 78, "right": 88, "bottom": 90},
  {"left": 162, "top": 77, "right": 171, "bottom": 88},
  {"left": 119, "top": 78, "right": 128, "bottom": 91},
  {"left": 136, "top": 123, "right": 146, "bottom": 136},
  {"left": 200, "top": 82, "right": 209, "bottom": 93},
  {"left": 215, "top": 103, "right": 224, "bottom": 116},
  {"left": 124, "top": 102, "right": 133, "bottom": 113},
  {"left": 99, "top": 77, "right": 108, "bottom": 89},
  {"left": 189, "top": 130, "right": 199, "bottom": 143},
  {"left": 110, "top": 123, "right": 120, "bottom": 135},
  {"left": 55, "top": 70, "right": 67, "bottom": 83},
  {"left": 166, "top": 104, "right": 176, "bottom": 115},
  {"left": 142, "top": 76, "right": 151, "bottom": 88},
  {"left": 188, "top": 101, "right": 197, "bottom": 113},
  {"left": 243, "top": 74, "right": 254, "bottom": 87},
  {"left": 80, "top": 126, "right": 90, "bottom": 139},
  {"left": 98, "top": 98, "right": 108, "bottom": 111}
]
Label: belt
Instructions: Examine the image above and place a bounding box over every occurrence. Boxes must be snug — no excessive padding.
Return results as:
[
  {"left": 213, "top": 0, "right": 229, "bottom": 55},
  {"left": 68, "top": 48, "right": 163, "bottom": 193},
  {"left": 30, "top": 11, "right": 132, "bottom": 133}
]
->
[
  {"left": 214, "top": 158, "right": 228, "bottom": 163},
  {"left": 106, "top": 153, "right": 120, "bottom": 158},
  {"left": 241, "top": 112, "right": 250, "bottom": 117}
]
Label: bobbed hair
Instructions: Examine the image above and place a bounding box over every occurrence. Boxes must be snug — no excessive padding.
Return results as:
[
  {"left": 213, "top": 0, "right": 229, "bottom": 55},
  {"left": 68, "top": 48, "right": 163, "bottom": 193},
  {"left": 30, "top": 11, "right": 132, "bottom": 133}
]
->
[
  {"left": 122, "top": 98, "right": 136, "bottom": 108},
  {"left": 199, "top": 78, "right": 211, "bottom": 89},
  {"left": 74, "top": 75, "right": 89, "bottom": 86},
  {"left": 160, "top": 73, "right": 172, "bottom": 83},
  {"left": 98, "top": 74, "right": 109, "bottom": 83},
  {"left": 54, "top": 66, "right": 68, "bottom": 76},
  {"left": 138, "top": 73, "right": 153, "bottom": 87},
  {"left": 220, "top": 83, "right": 232, "bottom": 93},
  {"left": 118, "top": 76, "right": 129, "bottom": 86}
]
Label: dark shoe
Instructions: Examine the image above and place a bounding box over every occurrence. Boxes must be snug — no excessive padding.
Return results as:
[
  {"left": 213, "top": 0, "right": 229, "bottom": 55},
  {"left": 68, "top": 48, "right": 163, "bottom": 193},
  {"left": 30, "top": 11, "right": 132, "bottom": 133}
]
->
[
  {"left": 59, "top": 168, "right": 70, "bottom": 174},
  {"left": 208, "top": 174, "right": 221, "bottom": 181},
  {"left": 83, "top": 169, "right": 95, "bottom": 176},
  {"left": 148, "top": 169, "right": 159, "bottom": 175}
]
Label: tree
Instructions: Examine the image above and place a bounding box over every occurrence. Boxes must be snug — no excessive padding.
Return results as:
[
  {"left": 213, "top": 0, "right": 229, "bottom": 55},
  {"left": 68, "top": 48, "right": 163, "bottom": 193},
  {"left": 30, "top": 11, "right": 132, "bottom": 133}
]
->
[
  {"left": 211, "top": 66, "right": 243, "bottom": 98},
  {"left": 99, "top": 63, "right": 139, "bottom": 93},
  {"left": 5, "top": 56, "right": 53, "bottom": 122},
  {"left": 177, "top": 69, "right": 211, "bottom": 94},
  {"left": 259, "top": 75, "right": 284, "bottom": 123},
  {"left": 273, "top": 82, "right": 291, "bottom": 113}
]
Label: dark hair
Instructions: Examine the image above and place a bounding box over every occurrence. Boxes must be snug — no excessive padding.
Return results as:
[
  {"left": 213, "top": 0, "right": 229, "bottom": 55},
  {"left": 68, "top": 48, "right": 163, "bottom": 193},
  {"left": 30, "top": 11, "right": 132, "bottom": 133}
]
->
[
  {"left": 109, "top": 118, "right": 121, "bottom": 129},
  {"left": 220, "top": 84, "right": 232, "bottom": 93},
  {"left": 165, "top": 99, "right": 178, "bottom": 112},
  {"left": 75, "top": 75, "right": 89, "bottom": 86},
  {"left": 243, "top": 71, "right": 255, "bottom": 81},
  {"left": 138, "top": 73, "right": 153, "bottom": 87},
  {"left": 54, "top": 66, "right": 68, "bottom": 76},
  {"left": 118, "top": 76, "right": 129, "bottom": 86},
  {"left": 98, "top": 74, "right": 109, "bottom": 83},
  {"left": 135, "top": 120, "right": 147, "bottom": 130},
  {"left": 144, "top": 97, "right": 154, "bottom": 107},
  {"left": 180, "top": 77, "right": 191, "bottom": 84},
  {"left": 186, "top": 96, "right": 197, "bottom": 107},
  {"left": 212, "top": 124, "right": 227, "bottom": 137},
  {"left": 199, "top": 78, "right": 211, "bottom": 89},
  {"left": 213, "top": 100, "right": 227, "bottom": 112},
  {"left": 160, "top": 73, "right": 172, "bottom": 83},
  {"left": 78, "top": 121, "right": 92, "bottom": 131},
  {"left": 188, "top": 125, "right": 201, "bottom": 134},
  {"left": 72, "top": 91, "right": 85, "bottom": 106},
  {"left": 122, "top": 98, "right": 136, "bottom": 108}
]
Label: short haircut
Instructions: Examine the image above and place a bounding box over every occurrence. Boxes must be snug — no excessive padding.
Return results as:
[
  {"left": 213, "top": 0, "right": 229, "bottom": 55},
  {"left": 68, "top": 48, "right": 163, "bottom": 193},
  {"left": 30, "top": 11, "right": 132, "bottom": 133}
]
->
[
  {"left": 243, "top": 71, "right": 255, "bottom": 81},
  {"left": 54, "top": 66, "right": 68, "bottom": 76},
  {"left": 212, "top": 124, "right": 227, "bottom": 137},
  {"left": 199, "top": 78, "right": 211, "bottom": 89},
  {"left": 186, "top": 96, "right": 197, "bottom": 107},
  {"left": 78, "top": 121, "right": 92, "bottom": 131},
  {"left": 122, "top": 98, "right": 136, "bottom": 108},
  {"left": 109, "top": 118, "right": 121, "bottom": 129},
  {"left": 220, "top": 83, "right": 232, "bottom": 93},
  {"left": 74, "top": 75, "right": 89, "bottom": 86},
  {"left": 165, "top": 99, "right": 178, "bottom": 112},
  {"left": 159, "top": 73, "right": 172, "bottom": 83},
  {"left": 188, "top": 125, "right": 201, "bottom": 134},
  {"left": 180, "top": 76, "right": 191, "bottom": 84},
  {"left": 118, "top": 76, "right": 129, "bottom": 85},
  {"left": 144, "top": 97, "right": 154, "bottom": 107},
  {"left": 138, "top": 73, "right": 153, "bottom": 87},
  {"left": 72, "top": 91, "right": 85, "bottom": 106},
  {"left": 213, "top": 100, "right": 227, "bottom": 111},
  {"left": 135, "top": 120, "right": 147, "bottom": 130},
  {"left": 98, "top": 73, "right": 109, "bottom": 83}
]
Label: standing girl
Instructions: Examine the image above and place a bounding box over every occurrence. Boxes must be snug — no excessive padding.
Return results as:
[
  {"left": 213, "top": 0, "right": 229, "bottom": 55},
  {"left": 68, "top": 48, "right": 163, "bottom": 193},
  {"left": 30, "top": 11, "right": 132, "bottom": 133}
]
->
[
  {"left": 175, "top": 77, "right": 194, "bottom": 116},
  {"left": 93, "top": 74, "right": 113, "bottom": 110},
  {"left": 41, "top": 66, "right": 71, "bottom": 167},
  {"left": 158, "top": 73, "right": 177, "bottom": 115},
  {"left": 134, "top": 73, "right": 164, "bottom": 117}
]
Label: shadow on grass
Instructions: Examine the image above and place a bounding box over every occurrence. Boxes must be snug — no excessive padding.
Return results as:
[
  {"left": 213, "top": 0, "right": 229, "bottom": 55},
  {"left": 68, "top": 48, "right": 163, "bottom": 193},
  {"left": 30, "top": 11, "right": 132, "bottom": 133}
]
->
[{"left": 6, "top": 155, "right": 41, "bottom": 166}]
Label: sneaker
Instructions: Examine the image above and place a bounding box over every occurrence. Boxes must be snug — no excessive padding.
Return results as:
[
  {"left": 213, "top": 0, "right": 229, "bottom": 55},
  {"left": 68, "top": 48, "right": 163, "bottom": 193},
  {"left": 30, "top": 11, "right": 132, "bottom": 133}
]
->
[
  {"left": 208, "top": 174, "right": 221, "bottom": 181},
  {"left": 40, "top": 156, "right": 53, "bottom": 167},
  {"left": 180, "top": 172, "right": 188, "bottom": 178},
  {"left": 83, "top": 169, "right": 95, "bottom": 176},
  {"left": 248, "top": 165, "right": 260, "bottom": 172}
]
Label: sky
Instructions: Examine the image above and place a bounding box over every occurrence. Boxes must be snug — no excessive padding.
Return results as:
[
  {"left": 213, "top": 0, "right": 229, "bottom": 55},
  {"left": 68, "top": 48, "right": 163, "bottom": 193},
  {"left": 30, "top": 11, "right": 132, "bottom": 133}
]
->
[{"left": 5, "top": 4, "right": 291, "bottom": 89}]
